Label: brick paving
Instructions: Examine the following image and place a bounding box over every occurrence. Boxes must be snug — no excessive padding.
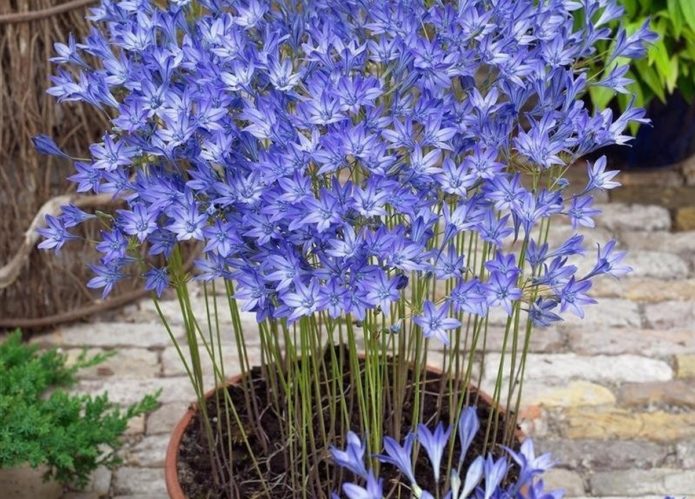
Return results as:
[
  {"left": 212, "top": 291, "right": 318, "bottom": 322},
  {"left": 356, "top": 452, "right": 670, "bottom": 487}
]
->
[{"left": 11, "top": 202, "right": 695, "bottom": 498}]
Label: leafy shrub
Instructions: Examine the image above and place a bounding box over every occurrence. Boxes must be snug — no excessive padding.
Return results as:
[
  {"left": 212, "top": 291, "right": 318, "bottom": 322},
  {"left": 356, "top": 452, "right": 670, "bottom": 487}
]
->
[
  {"left": 588, "top": 0, "right": 695, "bottom": 112},
  {"left": 0, "top": 332, "right": 158, "bottom": 489}
]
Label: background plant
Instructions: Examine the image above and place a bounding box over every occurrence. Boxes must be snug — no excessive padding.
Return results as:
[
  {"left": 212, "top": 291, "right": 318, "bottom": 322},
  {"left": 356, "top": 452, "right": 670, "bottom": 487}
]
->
[
  {"left": 38, "top": 0, "right": 649, "bottom": 497},
  {"left": 587, "top": 0, "right": 694, "bottom": 113},
  {"left": 0, "top": 331, "right": 159, "bottom": 489}
]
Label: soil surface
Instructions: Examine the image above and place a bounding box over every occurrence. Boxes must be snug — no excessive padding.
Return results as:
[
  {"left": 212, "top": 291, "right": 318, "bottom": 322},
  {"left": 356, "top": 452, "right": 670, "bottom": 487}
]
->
[{"left": 177, "top": 345, "right": 519, "bottom": 499}]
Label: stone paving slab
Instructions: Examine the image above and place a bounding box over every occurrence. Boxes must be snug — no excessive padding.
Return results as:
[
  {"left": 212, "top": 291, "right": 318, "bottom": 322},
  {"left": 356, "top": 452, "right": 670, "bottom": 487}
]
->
[
  {"left": 31, "top": 322, "right": 183, "bottom": 349},
  {"left": 596, "top": 203, "right": 672, "bottom": 232},
  {"left": 590, "top": 468, "right": 695, "bottom": 496},
  {"left": 482, "top": 353, "right": 672, "bottom": 387},
  {"left": 619, "top": 230, "right": 695, "bottom": 253},
  {"left": 543, "top": 468, "right": 586, "bottom": 496},
  {"left": 536, "top": 439, "right": 673, "bottom": 471},
  {"left": 591, "top": 277, "right": 695, "bottom": 302},
  {"left": 113, "top": 468, "right": 167, "bottom": 496},
  {"left": 676, "top": 440, "right": 695, "bottom": 468},
  {"left": 146, "top": 401, "right": 190, "bottom": 436},
  {"left": 65, "top": 348, "right": 160, "bottom": 379},
  {"left": 75, "top": 377, "right": 196, "bottom": 405},
  {"left": 566, "top": 327, "right": 695, "bottom": 356},
  {"left": 563, "top": 408, "right": 695, "bottom": 442},
  {"left": 122, "top": 435, "right": 170, "bottom": 468}
]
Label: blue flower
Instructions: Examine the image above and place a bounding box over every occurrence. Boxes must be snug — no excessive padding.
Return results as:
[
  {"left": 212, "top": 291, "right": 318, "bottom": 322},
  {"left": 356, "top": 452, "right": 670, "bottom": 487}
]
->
[
  {"left": 483, "top": 455, "right": 508, "bottom": 499},
  {"left": 559, "top": 277, "right": 597, "bottom": 318},
  {"left": 203, "top": 219, "right": 244, "bottom": 258},
  {"left": 37, "top": 215, "right": 79, "bottom": 252},
  {"left": 264, "top": 253, "right": 305, "bottom": 292},
  {"left": 529, "top": 298, "right": 563, "bottom": 328},
  {"left": 96, "top": 229, "right": 129, "bottom": 261},
  {"left": 457, "top": 406, "right": 480, "bottom": 470},
  {"left": 585, "top": 156, "right": 620, "bottom": 192},
  {"left": 414, "top": 301, "right": 461, "bottom": 345},
  {"left": 167, "top": 200, "right": 207, "bottom": 241},
  {"left": 89, "top": 134, "right": 136, "bottom": 171},
  {"left": 61, "top": 204, "right": 96, "bottom": 227},
  {"left": 461, "top": 455, "right": 484, "bottom": 498},
  {"left": 32, "top": 134, "right": 71, "bottom": 159},
  {"left": 282, "top": 279, "right": 321, "bottom": 321},
  {"left": 330, "top": 431, "right": 368, "bottom": 480},
  {"left": 485, "top": 272, "right": 522, "bottom": 316},
  {"left": 144, "top": 267, "right": 169, "bottom": 297},
  {"left": 334, "top": 407, "right": 565, "bottom": 499},
  {"left": 567, "top": 195, "right": 601, "bottom": 229},
  {"left": 68, "top": 161, "right": 102, "bottom": 193},
  {"left": 503, "top": 439, "right": 555, "bottom": 493},
  {"left": 433, "top": 244, "right": 466, "bottom": 280},
  {"left": 50, "top": 33, "right": 86, "bottom": 66},
  {"left": 417, "top": 422, "right": 451, "bottom": 482},
  {"left": 341, "top": 471, "right": 383, "bottom": 499},
  {"left": 378, "top": 433, "right": 417, "bottom": 486},
  {"left": 302, "top": 195, "right": 342, "bottom": 233},
  {"left": 87, "top": 259, "right": 128, "bottom": 298},
  {"left": 364, "top": 271, "right": 401, "bottom": 312},
  {"left": 585, "top": 240, "right": 631, "bottom": 279},
  {"left": 118, "top": 203, "right": 158, "bottom": 242},
  {"left": 317, "top": 279, "right": 349, "bottom": 319}
]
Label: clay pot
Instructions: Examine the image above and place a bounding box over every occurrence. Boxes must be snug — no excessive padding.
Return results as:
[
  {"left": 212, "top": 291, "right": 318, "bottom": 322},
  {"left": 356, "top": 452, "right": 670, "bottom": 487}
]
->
[{"left": 164, "top": 367, "right": 521, "bottom": 498}]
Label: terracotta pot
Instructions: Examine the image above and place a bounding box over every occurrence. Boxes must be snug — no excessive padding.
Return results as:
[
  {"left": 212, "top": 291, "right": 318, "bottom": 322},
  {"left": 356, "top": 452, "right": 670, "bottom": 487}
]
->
[{"left": 164, "top": 367, "right": 522, "bottom": 498}]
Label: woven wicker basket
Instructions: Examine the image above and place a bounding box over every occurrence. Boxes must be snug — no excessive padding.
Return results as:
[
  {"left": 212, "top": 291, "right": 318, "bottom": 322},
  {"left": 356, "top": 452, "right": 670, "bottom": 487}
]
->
[{"left": 0, "top": 0, "right": 145, "bottom": 330}]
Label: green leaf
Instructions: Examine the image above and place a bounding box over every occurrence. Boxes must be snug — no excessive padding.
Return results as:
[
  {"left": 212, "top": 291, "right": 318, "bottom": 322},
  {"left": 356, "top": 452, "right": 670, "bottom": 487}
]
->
[
  {"left": 635, "top": 60, "right": 667, "bottom": 102},
  {"left": 666, "top": 55, "right": 680, "bottom": 93},
  {"left": 680, "top": 0, "right": 695, "bottom": 32},
  {"left": 622, "top": 0, "right": 639, "bottom": 18},
  {"left": 649, "top": 39, "right": 672, "bottom": 86},
  {"left": 589, "top": 85, "right": 616, "bottom": 111},
  {"left": 668, "top": 0, "right": 684, "bottom": 37}
]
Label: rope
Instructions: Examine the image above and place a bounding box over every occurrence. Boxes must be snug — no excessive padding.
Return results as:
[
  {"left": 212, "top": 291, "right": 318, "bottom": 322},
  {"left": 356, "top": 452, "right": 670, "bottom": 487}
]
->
[
  {"left": 0, "top": 193, "right": 117, "bottom": 290},
  {"left": 0, "top": 0, "right": 95, "bottom": 24}
]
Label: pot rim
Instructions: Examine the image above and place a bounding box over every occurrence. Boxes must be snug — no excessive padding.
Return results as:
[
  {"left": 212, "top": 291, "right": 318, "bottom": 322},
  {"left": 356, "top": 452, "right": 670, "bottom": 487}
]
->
[{"left": 164, "top": 364, "right": 522, "bottom": 498}]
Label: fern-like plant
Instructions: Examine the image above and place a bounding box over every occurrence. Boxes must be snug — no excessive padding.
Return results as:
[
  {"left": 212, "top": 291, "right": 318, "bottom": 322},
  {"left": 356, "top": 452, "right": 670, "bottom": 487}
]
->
[{"left": 0, "top": 331, "right": 159, "bottom": 489}]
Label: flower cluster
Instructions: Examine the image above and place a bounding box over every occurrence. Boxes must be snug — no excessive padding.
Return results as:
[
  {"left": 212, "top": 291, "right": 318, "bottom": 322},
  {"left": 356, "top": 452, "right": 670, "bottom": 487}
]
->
[
  {"left": 39, "top": 0, "right": 647, "bottom": 334},
  {"left": 331, "top": 407, "right": 562, "bottom": 499}
]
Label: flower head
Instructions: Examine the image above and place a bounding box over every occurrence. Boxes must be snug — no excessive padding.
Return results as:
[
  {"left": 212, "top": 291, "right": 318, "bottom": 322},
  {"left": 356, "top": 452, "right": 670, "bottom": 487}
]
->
[
  {"left": 414, "top": 301, "right": 461, "bottom": 345},
  {"left": 330, "top": 432, "right": 369, "bottom": 480},
  {"left": 37, "top": 215, "right": 79, "bottom": 252},
  {"left": 417, "top": 422, "right": 451, "bottom": 482},
  {"left": 378, "top": 433, "right": 417, "bottom": 486}
]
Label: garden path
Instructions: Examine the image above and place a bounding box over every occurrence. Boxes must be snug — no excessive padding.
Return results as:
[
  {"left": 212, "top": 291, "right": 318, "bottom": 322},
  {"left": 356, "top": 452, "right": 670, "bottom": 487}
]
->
[{"left": 28, "top": 201, "right": 695, "bottom": 499}]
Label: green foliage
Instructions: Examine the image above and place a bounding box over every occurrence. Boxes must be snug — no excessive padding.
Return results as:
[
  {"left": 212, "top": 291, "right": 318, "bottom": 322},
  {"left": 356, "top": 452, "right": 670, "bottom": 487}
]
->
[
  {"left": 588, "top": 0, "right": 695, "bottom": 112},
  {"left": 0, "top": 331, "right": 159, "bottom": 489}
]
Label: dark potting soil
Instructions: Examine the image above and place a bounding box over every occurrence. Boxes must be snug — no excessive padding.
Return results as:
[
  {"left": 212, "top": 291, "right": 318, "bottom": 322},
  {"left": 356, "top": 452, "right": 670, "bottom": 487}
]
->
[{"left": 177, "top": 346, "right": 520, "bottom": 499}]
